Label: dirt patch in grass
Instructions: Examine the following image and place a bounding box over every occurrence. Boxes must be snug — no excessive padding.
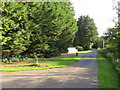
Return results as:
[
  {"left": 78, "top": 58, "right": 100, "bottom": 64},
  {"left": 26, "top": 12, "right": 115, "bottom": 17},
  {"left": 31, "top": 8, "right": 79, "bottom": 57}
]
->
[{"left": 11, "top": 62, "right": 27, "bottom": 64}]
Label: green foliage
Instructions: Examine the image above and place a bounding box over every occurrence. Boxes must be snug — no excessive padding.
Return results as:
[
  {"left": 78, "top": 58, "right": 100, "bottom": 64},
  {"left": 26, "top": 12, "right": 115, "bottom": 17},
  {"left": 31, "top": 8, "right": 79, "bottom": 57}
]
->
[
  {"left": 76, "top": 46, "right": 83, "bottom": 51},
  {"left": 73, "top": 15, "right": 98, "bottom": 50},
  {"left": 95, "top": 20, "right": 119, "bottom": 74},
  {"left": 2, "top": 2, "right": 77, "bottom": 60},
  {"left": 97, "top": 36, "right": 104, "bottom": 49},
  {"left": 100, "top": 25, "right": 120, "bottom": 73},
  {"left": 99, "top": 49, "right": 120, "bottom": 73},
  {"left": 2, "top": 56, "right": 27, "bottom": 63},
  {"left": 2, "top": 58, "right": 11, "bottom": 63},
  {"left": 2, "top": 2, "right": 31, "bottom": 58},
  {"left": 92, "top": 37, "right": 99, "bottom": 49}
]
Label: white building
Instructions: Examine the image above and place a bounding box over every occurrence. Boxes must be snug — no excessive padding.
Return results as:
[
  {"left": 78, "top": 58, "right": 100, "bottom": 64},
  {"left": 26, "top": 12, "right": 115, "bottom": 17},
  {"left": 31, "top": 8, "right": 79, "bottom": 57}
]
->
[{"left": 67, "top": 47, "right": 78, "bottom": 53}]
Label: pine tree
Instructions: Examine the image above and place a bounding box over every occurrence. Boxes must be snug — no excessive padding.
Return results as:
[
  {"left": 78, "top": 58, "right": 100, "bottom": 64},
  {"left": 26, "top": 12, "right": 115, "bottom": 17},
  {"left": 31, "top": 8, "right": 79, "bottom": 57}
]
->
[
  {"left": 2, "top": 2, "right": 31, "bottom": 58},
  {"left": 2, "top": 2, "right": 77, "bottom": 61},
  {"left": 24, "top": 2, "right": 77, "bottom": 58}
]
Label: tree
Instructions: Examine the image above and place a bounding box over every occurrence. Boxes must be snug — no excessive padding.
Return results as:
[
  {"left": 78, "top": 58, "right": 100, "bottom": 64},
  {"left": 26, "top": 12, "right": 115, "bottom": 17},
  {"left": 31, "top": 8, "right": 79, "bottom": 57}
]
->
[
  {"left": 73, "top": 15, "right": 98, "bottom": 50},
  {"left": 1, "top": 2, "right": 31, "bottom": 59},
  {"left": 2, "top": 1, "right": 77, "bottom": 62},
  {"left": 97, "top": 36, "right": 105, "bottom": 49},
  {"left": 92, "top": 37, "right": 99, "bottom": 49},
  {"left": 98, "top": 2, "right": 120, "bottom": 73},
  {"left": 104, "top": 27, "right": 119, "bottom": 59},
  {"left": 22, "top": 2, "right": 77, "bottom": 58},
  {"left": 47, "top": 2, "right": 77, "bottom": 56}
]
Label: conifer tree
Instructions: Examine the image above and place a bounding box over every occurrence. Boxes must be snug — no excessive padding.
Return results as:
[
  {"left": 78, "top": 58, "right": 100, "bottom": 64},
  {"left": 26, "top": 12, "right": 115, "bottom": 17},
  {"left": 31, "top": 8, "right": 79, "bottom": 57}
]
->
[
  {"left": 2, "top": 1, "right": 77, "bottom": 60},
  {"left": 2, "top": 2, "right": 31, "bottom": 58}
]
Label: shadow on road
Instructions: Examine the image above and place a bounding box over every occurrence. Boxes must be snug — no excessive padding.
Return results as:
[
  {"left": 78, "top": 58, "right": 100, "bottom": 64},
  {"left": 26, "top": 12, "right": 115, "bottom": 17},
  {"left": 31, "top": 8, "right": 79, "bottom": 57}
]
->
[{"left": 2, "top": 72, "right": 98, "bottom": 88}]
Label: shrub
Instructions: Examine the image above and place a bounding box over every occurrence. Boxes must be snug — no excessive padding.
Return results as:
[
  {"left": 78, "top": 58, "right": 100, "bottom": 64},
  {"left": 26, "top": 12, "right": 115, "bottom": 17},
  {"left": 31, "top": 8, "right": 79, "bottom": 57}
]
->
[
  {"left": 76, "top": 46, "right": 83, "bottom": 51},
  {"left": 2, "top": 56, "right": 27, "bottom": 63},
  {"left": 98, "top": 49, "right": 120, "bottom": 73},
  {"left": 2, "top": 58, "right": 11, "bottom": 63}
]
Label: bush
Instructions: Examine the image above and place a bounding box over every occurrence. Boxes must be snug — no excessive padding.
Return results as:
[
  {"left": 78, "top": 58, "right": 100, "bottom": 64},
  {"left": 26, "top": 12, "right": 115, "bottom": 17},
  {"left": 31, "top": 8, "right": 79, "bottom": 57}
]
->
[
  {"left": 98, "top": 49, "right": 120, "bottom": 73},
  {"left": 2, "top": 58, "right": 11, "bottom": 63},
  {"left": 76, "top": 46, "right": 83, "bottom": 51},
  {"left": 98, "top": 49, "right": 107, "bottom": 58},
  {"left": 2, "top": 56, "right": 28, "bottom": 63}
]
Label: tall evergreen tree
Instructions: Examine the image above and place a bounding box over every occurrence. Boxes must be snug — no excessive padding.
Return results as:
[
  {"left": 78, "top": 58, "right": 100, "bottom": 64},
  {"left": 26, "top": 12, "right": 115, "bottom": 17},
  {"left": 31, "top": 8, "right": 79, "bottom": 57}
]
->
[
  {"left": 2, "top": 1, "right": 77, "bottom": 59},
  {"left": 23, "top": 2, "right": 77, "bottom": 57},
  {"left": 73, "top": 15, "right": 98, "bottom": 50},
  {"left": 1, "top": 2, "right": 31, "bottom": 58}
]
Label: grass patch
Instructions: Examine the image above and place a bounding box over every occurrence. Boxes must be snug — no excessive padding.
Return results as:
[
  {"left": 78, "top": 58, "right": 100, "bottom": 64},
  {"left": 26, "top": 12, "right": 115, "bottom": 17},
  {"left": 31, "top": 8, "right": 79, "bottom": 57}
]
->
[
  {"left": 67, "top": 50, "right": 92, "bottom": 54},
  {"left": 98, "top": 53, "right": 118, "bottom": 88},
  {"left": 0, "top": 55, "right": 82, "bottom": 71}
]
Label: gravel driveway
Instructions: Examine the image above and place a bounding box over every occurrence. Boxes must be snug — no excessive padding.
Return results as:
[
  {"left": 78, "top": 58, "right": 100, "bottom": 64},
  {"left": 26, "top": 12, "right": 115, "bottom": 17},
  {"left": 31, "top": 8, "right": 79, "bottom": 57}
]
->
[{"left": 1, "top": 50, "right": 98, "bottom": 88}]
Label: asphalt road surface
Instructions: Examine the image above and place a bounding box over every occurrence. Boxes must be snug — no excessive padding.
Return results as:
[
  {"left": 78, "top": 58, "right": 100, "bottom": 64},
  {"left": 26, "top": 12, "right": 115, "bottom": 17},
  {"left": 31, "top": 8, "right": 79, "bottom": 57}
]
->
[{"left": 1, "top": 50, "right": 98, "bottom": 88}]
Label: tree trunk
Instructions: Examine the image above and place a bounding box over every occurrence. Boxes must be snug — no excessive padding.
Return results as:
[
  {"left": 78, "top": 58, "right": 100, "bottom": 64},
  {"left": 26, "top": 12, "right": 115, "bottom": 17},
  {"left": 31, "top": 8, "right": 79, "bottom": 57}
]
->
[{"left": 34, "top": 53, "right": 38, "bottom": 64}]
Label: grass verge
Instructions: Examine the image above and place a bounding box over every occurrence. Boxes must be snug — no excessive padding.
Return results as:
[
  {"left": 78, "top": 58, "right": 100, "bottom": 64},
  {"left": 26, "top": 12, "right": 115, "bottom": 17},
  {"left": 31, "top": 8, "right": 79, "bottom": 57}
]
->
[
  {"left": 0, "top": 55, "right": 82, "bottom": 71},
  {"left": 98, "top": 53, "right": 118, "bottom": 88}
]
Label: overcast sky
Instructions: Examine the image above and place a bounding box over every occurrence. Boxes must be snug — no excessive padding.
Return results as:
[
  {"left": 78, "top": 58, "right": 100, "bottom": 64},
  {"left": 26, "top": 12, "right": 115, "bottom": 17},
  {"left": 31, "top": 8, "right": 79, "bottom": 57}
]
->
[{"left": 70, "top": 0, "right": 119, "bottom": 36}]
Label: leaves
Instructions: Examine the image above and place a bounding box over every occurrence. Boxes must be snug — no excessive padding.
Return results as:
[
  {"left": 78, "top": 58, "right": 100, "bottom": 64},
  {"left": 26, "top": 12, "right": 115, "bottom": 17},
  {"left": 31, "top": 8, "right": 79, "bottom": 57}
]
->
[
  {"left": 73, "top": 15, "right": 98, "bottom": 50},
  {"left": 2, "top": 2, "right": 77, "bottom": 58},
  {"left": 2, "top": 2, "right": 30, "bottom": 58}
]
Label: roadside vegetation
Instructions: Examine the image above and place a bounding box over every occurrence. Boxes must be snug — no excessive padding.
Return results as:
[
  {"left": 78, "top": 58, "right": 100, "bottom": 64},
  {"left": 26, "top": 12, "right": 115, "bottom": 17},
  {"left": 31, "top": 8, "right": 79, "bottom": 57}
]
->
[
  {"left": 98, "top": 50, "right": 118, "bottom": 88},
  {"left": 0, "top": 55, "right": 82, "bottom": 71},
  {"left": 97, "top": 5, "right": 120, "bottom": 87}
]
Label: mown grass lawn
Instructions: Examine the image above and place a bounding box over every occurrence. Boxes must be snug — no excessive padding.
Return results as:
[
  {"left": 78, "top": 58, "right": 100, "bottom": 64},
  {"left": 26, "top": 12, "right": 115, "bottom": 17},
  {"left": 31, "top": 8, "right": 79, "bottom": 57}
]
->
[
  {"left": 98, "top": 53, "right": 118, "bottom": 88},
  {"left": 0, "top": 55, "right": 82, "bottom": 71}
]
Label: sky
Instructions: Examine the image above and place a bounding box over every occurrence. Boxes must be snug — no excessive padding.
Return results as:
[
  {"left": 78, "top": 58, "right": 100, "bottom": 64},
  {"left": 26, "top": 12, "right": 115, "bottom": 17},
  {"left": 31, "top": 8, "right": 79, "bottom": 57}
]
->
[{"left": 70, "top": 0, "right": 119, "bottom": 36}]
